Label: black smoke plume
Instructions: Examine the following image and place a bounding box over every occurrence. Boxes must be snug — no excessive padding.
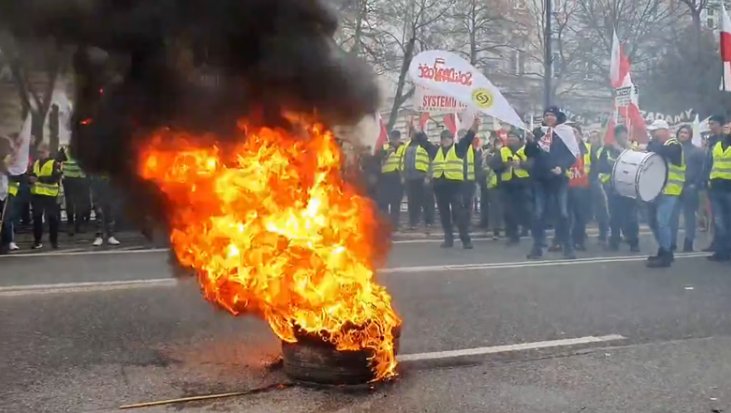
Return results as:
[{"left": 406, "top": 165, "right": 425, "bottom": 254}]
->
[{"left": 0, "top": 0, "right": 380, "bottom": 230}]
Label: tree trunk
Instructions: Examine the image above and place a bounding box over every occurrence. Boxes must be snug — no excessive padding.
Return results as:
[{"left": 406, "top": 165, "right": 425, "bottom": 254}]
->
[{"left": 387, "top": 36, "right": 416, "bottom": 130}]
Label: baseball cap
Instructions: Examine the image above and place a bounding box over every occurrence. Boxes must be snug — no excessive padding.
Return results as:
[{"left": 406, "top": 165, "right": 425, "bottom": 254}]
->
[{"left": 647, "top": 119, "right": 670, "bottom": 131}]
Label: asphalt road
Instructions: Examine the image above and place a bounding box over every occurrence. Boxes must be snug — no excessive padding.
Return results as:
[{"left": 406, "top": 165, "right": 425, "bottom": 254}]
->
[{"left": 1, "top": 232, "right": 730, "bottom": 413}]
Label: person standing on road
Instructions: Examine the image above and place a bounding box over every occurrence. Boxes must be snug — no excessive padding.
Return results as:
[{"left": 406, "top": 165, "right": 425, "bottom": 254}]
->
[
  {"left": 377, "top": 130, "right": 405, "bottom": 230},
  {"left": 59, "top": 146, "right": 91, "bottom": 236},
  {"left": 706, "top": 127, "right": 731, "bottom": 262},
  {"left": 597, "top": 125, "right": 640, "bottom": 253},
  {"left": 701, "top": 115, "right": 727, "bottom": 252},
  {"left": 494, "top": 129, "right": 530, "bottom": 246},
  {"left": 480, "top": 139, "right": 503, "bottom": 239},
  {"left": 426, "top": 118, "right": 479, "bottom": 249},
  {"left": 567, "top": 126, "right": 592, "bottom": 251},
  {"left": 29, "top": 143, "right": 61, "bottom": 250},
  {"left": 670, "top": 125, "right": 704, "bottom": 252},
  {"left": 90, "top": 175, "right": 121, "bottom": 246},
  {"left": 401, "top": 130, "right": 433, "bottom": 232},
  {"left": 525, "top": 107, "right": 577, "bottom": 260},
  {"left": 645, "top": 119, "right": 684, "bottom": 268},
  {"left": 460, "top": 130, "right": 479, "bottom": 229},
  {"left": 588, "top": 130, "right": 609, "bottom": 245}
]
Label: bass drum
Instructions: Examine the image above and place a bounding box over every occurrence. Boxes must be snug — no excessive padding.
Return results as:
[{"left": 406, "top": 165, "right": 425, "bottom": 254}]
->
[{"left": 611, "top": 149, "right": 667, "bottom": 202}]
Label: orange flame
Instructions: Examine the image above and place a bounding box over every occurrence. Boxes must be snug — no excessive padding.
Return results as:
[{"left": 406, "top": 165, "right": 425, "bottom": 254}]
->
[{"left": 137, "top": 118, "right": 401, "bottom": 380}]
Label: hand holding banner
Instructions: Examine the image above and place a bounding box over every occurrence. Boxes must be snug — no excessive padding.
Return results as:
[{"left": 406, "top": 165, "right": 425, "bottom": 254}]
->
[{"left": 409, "top": 50, "right": 525, "bottom": 129}]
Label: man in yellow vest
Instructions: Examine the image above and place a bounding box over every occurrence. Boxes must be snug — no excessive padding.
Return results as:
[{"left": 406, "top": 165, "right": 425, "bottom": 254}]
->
[
  {"left": 494, "top": 129, "right": 530, "bottom": 245},
  {"left": 29, "top": 143, "right": 62, "bottom": 249},
  {"left": 479, "top": 138, "right": 503, "bottom": 239},
  {"left": 706, "top": 128, "right": 731, "bottom": 261},
  {"left": 460, "top": 130, "right": 479, "bottom": 227},
  {"left": 60, "top": 146, "right": 91, "bottom": 236},
  {"left": 597, "top": 125, "right": 640, "bottom": 252},
  {"left": 427, "top": 118, "right": 480, "bottom": 248},
  {"left": 377, "top": 130, "right": 406, "bottom": 229},
  {"left": 401, "top": 130, "right": 434, "bottom": 231},
  {"left": 646, "top": 119, "right": 684, "bottom": 268}
]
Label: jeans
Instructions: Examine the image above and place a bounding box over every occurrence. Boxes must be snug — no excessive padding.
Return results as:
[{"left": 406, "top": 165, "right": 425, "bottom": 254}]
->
[
  {"left": 568, "top": 187, "right": 590, "bottom": 246},
  {"left": 650, "top": 194, "right": 679, "bottom": 252},
  {"left": 62, "top": 177, "right": 91, "bottom": 233},
  {"left": 532, "top": 179, "right": 570, "bottom": 252},
  {"left": 91, "top": 179, "right": 117, "bottom": 238},
  {"left": 461, "top": 181, "right": 477, "bottom": 228},
  {"left": 606, "top": 188, "right": 639, "bottom": 248},
  {"left": 1, "top": 195, "right": 15, "bottom": 247},
  {"left": 710, "top": 190, "right": 731, "bottom": 256},
  {"left": 671, "top": 187, "right": 700, "bottom": 245}
]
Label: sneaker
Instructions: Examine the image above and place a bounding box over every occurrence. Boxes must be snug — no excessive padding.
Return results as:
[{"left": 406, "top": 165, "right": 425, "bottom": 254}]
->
[
  {"left": 51, "top": 242, "right": 58, "bottom": 250},
  {"left": 107, "top": 236, "right": 121, "bottom": 246},
  {"left": 630, "top": 245, "right": 641, "bottom": 253},
  {"left": 527, "top": 248, "right": 543, "bottom": 260},
  {"left": 548, "top": 243, "right": 562, "bottom": 252},
  {"left": 647, "top": 251, "right": 672, "bottom": 268},
  {"left": 8, "top": 242, "right": 19, "bottom": 251},
  {"left": 463, "top": 240, "right": 474, "bottom": 250},
  {"left": 575, "top": 243, "right": 587, "bottom": 252},
  {"left": 92, "top": 237, "right": 104, "bottom": 247},
  {"left": 32, "top": 243, "right": 43, "bottom": 250},
  {"left": 563, "top": 250, "right": 577, "bottom": 260},
  {"left": 647, "top": 248, "right": 663, "bottom": 262}
]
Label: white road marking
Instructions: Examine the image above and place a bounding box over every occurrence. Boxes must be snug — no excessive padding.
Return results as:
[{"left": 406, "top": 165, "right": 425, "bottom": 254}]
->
[
  {"left": 0, "top": 278, "right": 177, "bottom": 297},
  {"left": 381, "top": 252, "right": 710, "bottom": 274},
  {"left": 0, "top": 247, "right": 169, "bottom": 258},
  {"left": 397, "top": 334, "right": 626, "bottom": 362}
]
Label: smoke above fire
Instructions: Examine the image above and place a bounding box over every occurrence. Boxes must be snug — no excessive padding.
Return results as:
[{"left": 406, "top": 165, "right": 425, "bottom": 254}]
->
[{"left": 0, "top": 0, "right": 380, "bottom": 224}]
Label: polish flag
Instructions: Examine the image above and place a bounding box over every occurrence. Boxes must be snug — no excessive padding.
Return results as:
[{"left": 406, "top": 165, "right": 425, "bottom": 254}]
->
[
  {"left": 374, "top": 112, "right": 388, "bottom": 154},
  {"left": 720, "top": 2, "right": 731, "bottom": 92},
  {"left": 609, "top": 30, "right": 630, "bottom": 89},
  {"left": 443, "top": 113, "right": 459, "bottom": 136},
  {"left": 418, "top": 112, "right": 430, "bottom": 131}
]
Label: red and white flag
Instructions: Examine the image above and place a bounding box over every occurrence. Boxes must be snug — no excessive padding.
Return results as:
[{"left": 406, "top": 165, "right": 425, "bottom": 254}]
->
[
  {"left": 609, "top": 30, "right": 631, "bottom": 89},
  {"left": 720, "top": 2, "right": 731, "bottom": 92},
  {"left": 443, "top": 113, "right": 459, "bottom": 137},
  {"left": 374, "top": 112, "right": 388, "bottom": 154}
]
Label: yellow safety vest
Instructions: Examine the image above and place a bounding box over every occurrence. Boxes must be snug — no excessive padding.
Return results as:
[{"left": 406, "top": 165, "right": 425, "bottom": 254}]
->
[
  {"left": 463, "top": 146, "right": 476, "bottom": 181},
  {"left": 663, "top": 138, "right": 685, "bottom": 196},
  {"left": 598, "top": 147, "right": 616, "bottom": 185},
  {"left": 63, "top": 152, "right": 86, "bottom": 178},
  {"left": 399, "top": 142, "right": 430, "bottom": 172},
  {"left": 486, "top": 168, "right": 498, "bottom": 189},
  {"left": 710, "top": 141, "right": 731, "bottom": 181},
  {"left": 31, "top": 159, "right": 60, "bottom": 197},
  {"left": 499, "top": 146, "right": 529, "bottom": 182},
  {"left": 432, "top": 145, "right": 465, "bottom": 181},
  {"left": 8, "top": 180, "right": 19, "bottom": 196},
  {"left": 381, "top": 143, "right": 405, "bottom": 173}
]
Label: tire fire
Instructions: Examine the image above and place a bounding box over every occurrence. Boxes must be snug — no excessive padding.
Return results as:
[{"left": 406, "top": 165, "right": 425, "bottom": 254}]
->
[{"left": 137, "top": 117, "right": 401, "bottom": 381}]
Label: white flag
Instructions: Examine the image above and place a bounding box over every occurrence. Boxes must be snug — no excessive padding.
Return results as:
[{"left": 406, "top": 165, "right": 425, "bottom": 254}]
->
[
  {"left": 8, "top": 114, "right": 32, "bottom": 176},
  {"left": 409, "top": 50, "right": 525, "bottom": 129},
  {"left": 541, "top": 124, "right": 580, "bottom": 158}
]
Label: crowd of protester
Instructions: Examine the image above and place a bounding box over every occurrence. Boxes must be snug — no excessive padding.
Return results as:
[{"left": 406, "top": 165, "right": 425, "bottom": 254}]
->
[
  {"left": 1, "top": 138, "right": 121, "bottom": 254},
  {"left": 363, "top": 108, "right": 731, "bottom": 268}
]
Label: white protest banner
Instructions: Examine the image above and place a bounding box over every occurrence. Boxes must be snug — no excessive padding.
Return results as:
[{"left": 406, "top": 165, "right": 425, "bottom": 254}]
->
[
  {"left": 409, "top": 50, "right": 525, "bottom": 129},
  {"left": 413, "top": 85, "right": 468, "bottom": 113}
]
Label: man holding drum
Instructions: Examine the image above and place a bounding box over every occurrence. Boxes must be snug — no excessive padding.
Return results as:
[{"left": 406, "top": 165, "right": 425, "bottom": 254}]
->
[
  {"left": 646, "top": 120, "right": 684, "bottom": 268},
  {"left": 597, "top": 125, "right": 640, "bottom": 253}
]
